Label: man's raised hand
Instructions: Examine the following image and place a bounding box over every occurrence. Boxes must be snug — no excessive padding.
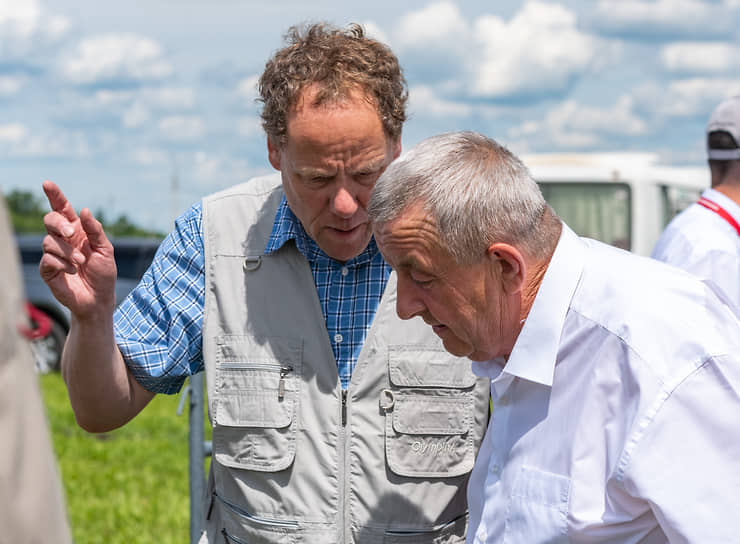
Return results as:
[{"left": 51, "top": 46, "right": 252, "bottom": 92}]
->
[{"left": 40, "top": 180, "right": 118, "bottom": 319}]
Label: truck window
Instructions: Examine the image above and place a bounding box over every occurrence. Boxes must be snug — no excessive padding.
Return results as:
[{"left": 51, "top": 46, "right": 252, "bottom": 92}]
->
[{"left": 538, "top": 182, "right": 632, "bottom": 250}]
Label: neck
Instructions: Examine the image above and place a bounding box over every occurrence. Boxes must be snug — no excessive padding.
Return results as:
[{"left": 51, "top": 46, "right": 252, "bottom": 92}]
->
[
  {"left": 518, "top": 257, "right": 549, "bottom": 323},
  {"left": 712, "top": 182, "right": 740, "bottom": 205},
  {"left": 501, "top": 258, "right": 552, "bottom": 363}
]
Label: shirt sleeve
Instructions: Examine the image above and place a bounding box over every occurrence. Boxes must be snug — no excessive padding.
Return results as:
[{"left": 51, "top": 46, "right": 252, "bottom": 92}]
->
[
  {"left": 114, "top": 202, "right": 205, "bottom": 394},
  {"left": 653, "top": 228, "right": 740, "bottom": 308},
  {"left": 620, "top": 353, "right": 740, "bottom": 542}
]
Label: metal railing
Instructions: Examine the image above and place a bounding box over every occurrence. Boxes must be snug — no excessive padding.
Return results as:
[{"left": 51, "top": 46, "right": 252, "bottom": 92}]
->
[{"left": 177, "top": 373, "right": 211, "bottom": 544}]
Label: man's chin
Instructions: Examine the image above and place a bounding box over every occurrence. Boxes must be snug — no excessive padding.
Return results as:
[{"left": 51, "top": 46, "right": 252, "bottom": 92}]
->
[
  {"left": 320, "top": 230, "right": 372, "bottom": 261},
  {"left": 440, "top": 337, "right": 473, "bottom": 359}
]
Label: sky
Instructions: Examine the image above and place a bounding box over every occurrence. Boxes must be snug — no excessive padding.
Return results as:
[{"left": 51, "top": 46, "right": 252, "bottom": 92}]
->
[{"left": 1, "top": 0, "right": 739, "bottom": 233}]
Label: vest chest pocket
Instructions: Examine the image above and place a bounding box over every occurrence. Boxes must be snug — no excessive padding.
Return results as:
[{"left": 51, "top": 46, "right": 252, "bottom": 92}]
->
[
  {"left": 213, "top": 336, "right": 302, "bottom": 472},
  {"left": 384, "top": 347, "right": 477, "bottom": 478}
]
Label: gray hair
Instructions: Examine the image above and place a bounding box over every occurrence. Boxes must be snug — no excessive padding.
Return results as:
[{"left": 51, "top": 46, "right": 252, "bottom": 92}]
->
[{"left": 369, "top": 131, "right": 560, "bottom": 264}]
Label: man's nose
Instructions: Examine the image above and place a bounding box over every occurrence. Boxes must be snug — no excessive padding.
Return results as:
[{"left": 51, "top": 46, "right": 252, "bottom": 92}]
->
[
  {"left": 331, "top": 185, "right": 359, "bottom": 218},
  {"left": 395, "top": 278, "right": 425, "bottom": 320}
]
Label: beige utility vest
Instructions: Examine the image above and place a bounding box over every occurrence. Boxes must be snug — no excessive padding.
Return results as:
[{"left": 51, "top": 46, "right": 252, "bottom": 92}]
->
[{"left": 201, "top": 175, "right": 490, "bottom": 543}]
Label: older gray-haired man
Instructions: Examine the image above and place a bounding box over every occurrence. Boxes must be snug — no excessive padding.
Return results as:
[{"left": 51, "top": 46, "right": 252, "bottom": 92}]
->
[{"left": 370, "top": 130, "right": 740, "bottom": 543}]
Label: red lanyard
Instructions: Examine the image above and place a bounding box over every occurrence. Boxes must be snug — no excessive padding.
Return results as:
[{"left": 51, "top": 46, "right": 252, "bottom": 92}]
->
[{"left": 697, "top": 197, "right": 740, "bottom": 237}]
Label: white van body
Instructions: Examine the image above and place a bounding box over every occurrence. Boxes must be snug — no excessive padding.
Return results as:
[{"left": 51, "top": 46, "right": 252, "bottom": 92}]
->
[{"left": 523, "top": 152, "right": 709, "bottom": 256}]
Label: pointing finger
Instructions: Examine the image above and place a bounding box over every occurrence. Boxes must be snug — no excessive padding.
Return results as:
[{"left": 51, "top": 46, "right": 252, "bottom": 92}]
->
[{"left": 42, "top": 180, "right": 79, "bottom": 224}]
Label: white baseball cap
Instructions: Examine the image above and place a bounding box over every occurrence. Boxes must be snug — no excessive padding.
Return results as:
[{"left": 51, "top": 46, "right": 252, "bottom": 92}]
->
[{"left": 707, "top": 95, "right": 740, "bottom": 160}]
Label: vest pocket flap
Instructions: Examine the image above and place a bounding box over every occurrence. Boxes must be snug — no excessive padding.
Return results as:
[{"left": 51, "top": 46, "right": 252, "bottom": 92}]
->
[
  {"left": 389, "top": 347, "right": 477, "bottom": 388},
  {"left": 218, "top": 390, "right": 293, "bottom": 428},
  {"left": 392, "top": 392, "right": 472, "bottom": 435}
]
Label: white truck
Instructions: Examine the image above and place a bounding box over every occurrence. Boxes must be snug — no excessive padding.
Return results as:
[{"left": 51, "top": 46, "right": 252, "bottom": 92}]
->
[{"left": 525, "top": 152, "right": 709, "bottom": 256}]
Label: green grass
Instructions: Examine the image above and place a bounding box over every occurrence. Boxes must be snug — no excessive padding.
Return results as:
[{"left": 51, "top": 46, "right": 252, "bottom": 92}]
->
[{"left": 40, "top": 373, "right": 211, "bottom": 544}]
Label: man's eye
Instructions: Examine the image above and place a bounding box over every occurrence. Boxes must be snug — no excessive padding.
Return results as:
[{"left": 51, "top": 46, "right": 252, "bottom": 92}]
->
[
  {"left": 355, "top": 172, "right": 377, "bottom": 183},
  {"left": 411, "top": 275, "right": 434, "bottom": 287}
]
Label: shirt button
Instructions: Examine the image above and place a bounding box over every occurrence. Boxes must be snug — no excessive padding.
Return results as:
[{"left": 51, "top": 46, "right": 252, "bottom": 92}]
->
[
  {"left": 341, "top": 266, "right": 349, "bottom": 276},
  {"left": 491, "top": 464, "right": 501, "bottom": 475},
  {"left": 334, "top": 333, "right": 343, "bottom": 343},
  {"left": 498, "top": 394, "right": 509, "bottom": 406}
]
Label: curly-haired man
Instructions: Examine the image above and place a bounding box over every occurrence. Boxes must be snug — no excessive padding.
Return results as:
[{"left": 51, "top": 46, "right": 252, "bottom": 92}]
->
[{"left": 40, "top": 23, "right": 490, "bottom": 543}]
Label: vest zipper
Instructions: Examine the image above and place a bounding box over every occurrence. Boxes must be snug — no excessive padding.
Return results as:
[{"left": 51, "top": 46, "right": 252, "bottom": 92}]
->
[{"left": 339, "top": 387, "right": 350, "bottom": 542}]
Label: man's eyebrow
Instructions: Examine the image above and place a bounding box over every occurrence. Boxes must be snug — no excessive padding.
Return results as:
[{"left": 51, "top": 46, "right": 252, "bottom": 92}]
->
[
  {"left": 295, "top": 166, "right": 336, "bottom": 177},
  {"left": 396, "top": 254, "right": 425, "bottom": 272},
  {"left": 357, "top": 159, "right": 385, "bottom": 172}
]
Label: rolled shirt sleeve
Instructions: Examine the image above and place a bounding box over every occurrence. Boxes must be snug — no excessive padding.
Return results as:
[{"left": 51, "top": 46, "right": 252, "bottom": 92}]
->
[{"left": 114, "top": 202, "right": 206, "bottom": 394}]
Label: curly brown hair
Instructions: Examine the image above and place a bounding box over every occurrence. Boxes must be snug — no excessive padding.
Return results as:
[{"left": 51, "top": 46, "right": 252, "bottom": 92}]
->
[{"left": 258, "top": 22, "right": 408, "bottom": 146}]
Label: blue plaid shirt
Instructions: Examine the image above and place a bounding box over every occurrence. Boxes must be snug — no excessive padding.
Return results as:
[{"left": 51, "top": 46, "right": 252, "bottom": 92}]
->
[{"left": 115, "top": 195, "right": 390, "bottom": 393}]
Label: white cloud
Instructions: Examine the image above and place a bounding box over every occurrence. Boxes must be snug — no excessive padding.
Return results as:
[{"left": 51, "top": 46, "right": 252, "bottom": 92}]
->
[
  {"left": 130, "top": 148, "right": 168, "bottom": 166},
  {"left": 91, "top": 89, "right": 135, "bottom": 107},
  {"left": 0, "top": 75, "right": 24, "bottom": 96},
  {"left": 191, "top": 151, "right": 251, "bottom": 186},
  {"left": 0, "top": 122, "right": 27, "bottom": 143},
  {"left": 593, "top": 0, "right": 736, "bottom": 37},
  {"left": 661, "top": 42, "right": 740, "bottom": 73},
  {"left": 634, "top": 78, "right": 740, "bottom": 118},
  {"left": 598, "top": 0, "right": 708, "bottom": 22},
  {"left": 60, "top": 33, "right": 173, "bottom": 85},
  {"left": 395, "top": 2, "right": 468, "bottom": 49},
  {"left": 470, "top": 1, "right": 598, "bottom": 98},
  {"left": 0, "top": 0, "right": 70, "bottom": 58},
  {"left": 510, "top": 96, "right": 647, "bottom": 149},
  {"left": 408, "top": 85, "right": 472, "bottom": 118},
  {"left": 391, "top": 2, "right": 471, "bottom": 85},
  {"left": 393, "top": 1, "right": 601, "bottom": 100},
  {"left": 123, "top": 87, "right": 196, "bottom": 126},
  {"left": 0, "top": 124, "right": 90, "bottom": 158},
  {"left": 550, "top": 97, "right": 646, "bottom": 135},
  {"left": 158, "top": 115, "right": 205, "bottom": 141},
  {"left": 123, "top": 102, "right": 151, "bottom": 128},
  {"left": 143, "top": 87, "right": 195, "bottom": 110}
]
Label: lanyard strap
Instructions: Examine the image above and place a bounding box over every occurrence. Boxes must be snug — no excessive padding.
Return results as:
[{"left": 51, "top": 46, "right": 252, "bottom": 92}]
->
[{"left": 697, "top": 197, "right": 740, "bottom": 237}]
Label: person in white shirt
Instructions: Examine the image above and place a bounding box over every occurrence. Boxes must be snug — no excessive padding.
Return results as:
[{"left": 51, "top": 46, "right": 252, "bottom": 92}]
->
[
  {"left": 368, "top": 130, "right": 740, "bottom": 543},
  {"left": 652, "top": 95, "right": 740, "bottom": 306}
]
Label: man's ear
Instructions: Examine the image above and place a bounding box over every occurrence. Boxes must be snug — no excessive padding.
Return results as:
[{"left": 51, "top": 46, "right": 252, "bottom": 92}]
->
[
  {"left": 486, "top": 243, "right": 526, "bottom": 295},
  {"left": 267, "top": 138, "right": 282, "bottom": 171}
]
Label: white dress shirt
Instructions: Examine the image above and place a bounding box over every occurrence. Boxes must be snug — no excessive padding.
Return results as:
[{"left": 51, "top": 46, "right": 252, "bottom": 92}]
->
[
  {"left": 467, "top": 225, "right": 740, "bottom": 543},
  {"left": 652, "top": 187, "right": 740, "bottom": 307}
]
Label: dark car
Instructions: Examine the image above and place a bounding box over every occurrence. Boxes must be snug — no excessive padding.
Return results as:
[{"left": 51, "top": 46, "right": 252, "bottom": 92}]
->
[{"left": 17, "top": 234, "right": 162, "bottom": 373}]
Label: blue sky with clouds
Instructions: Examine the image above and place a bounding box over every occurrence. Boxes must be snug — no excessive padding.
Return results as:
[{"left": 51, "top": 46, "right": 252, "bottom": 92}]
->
[{"left": 2, "top": 0, "right": 739, "bottom": 232}]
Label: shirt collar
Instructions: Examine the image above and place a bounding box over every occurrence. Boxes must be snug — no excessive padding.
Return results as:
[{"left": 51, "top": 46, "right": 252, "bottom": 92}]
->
[
  {"left": 264, "top": 195, "right": 382, "bottom": 266},
  {"left": 703, "top": 187, "right": 740, "bottom": 224},
  {"left": 473, "top": 224, "right": 585, "bottom": 390}
]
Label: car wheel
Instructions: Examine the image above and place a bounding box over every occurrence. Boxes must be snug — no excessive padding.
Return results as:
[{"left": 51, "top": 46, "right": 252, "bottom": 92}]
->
[{"left": 30, "top": 317, "right": 67, "bottom": 374}]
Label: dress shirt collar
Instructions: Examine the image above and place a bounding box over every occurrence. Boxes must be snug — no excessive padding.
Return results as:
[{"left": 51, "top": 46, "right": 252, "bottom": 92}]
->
[
  {"left": 703, "top": 187, "right": 740, "bottom": 225},
  {"left": 473, "top": 224, "right": 585, "bottom": 393}
]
